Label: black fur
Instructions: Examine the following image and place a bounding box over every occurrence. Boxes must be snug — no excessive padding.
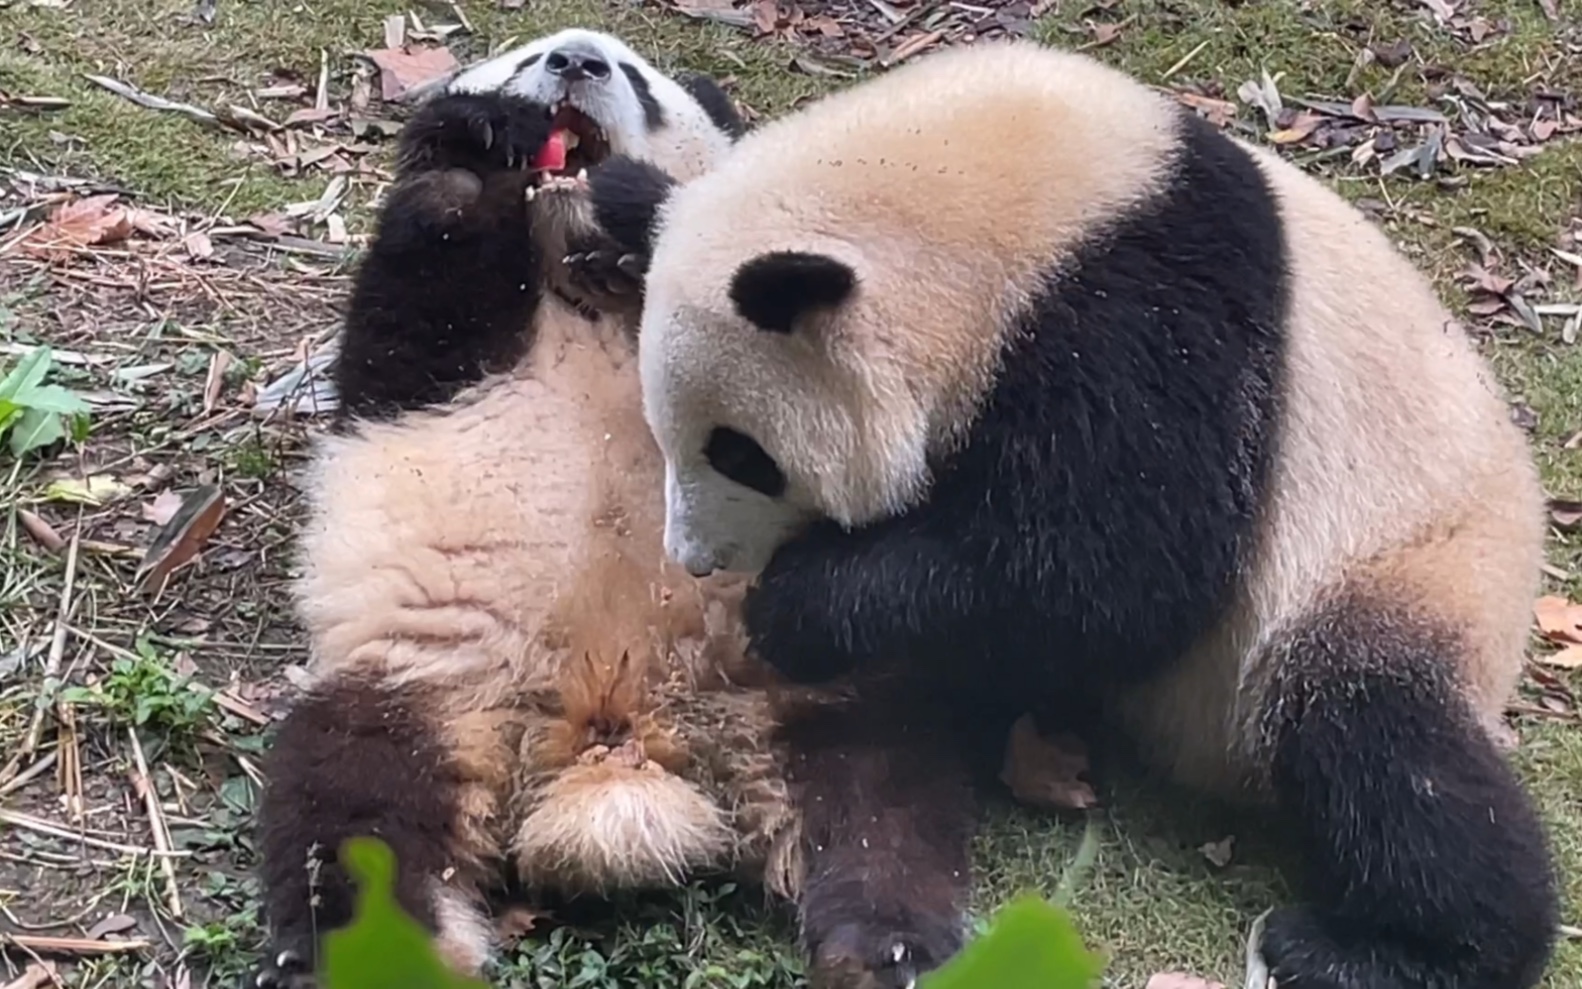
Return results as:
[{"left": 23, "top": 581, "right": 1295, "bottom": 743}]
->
[
  {"left": 255, "top": 677, "right": 477, "bottom": 987},
  {"left": 743, "top": 111, "right": 1289, "bottom": 691},
  {"left": 1260, "top": 591, "right": 1558, "bottom": 989},
  {"left": 782, "top": 680, "right": 982, "bottom": 989},
  {"left": 618, "top": 62, "right": 666, "bottom": 130},
  {"left": 676, "top": 71, "right": 748, "bottom": 139},
  {"left": 332, "top": 92, "right": 553, "bottom": 422},
  {"left": 562, "top": 155, "right": 680, "bottom": 305},
  {"left": 730, "top": 251, "right": 857, "bottom": 334}
]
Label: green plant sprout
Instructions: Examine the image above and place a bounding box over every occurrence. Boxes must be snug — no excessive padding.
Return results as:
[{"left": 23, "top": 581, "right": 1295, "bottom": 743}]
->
[
  {"left": 0, "top": 345, "right": 91, "bottom": 458},
  {"left": 323, "top": 837, "right": 1106, "bottom": 989}
]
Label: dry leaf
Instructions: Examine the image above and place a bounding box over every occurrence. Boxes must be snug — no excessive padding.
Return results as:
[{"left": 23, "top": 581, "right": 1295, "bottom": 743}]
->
[
  {"left": 137, "top": 483, "right": 227, "bottom": 592},
  {"left": 1198, "top": 835, "right": 1235, "bottom": 868},
  {"left": 1538, "top": 645, "right": 1582, "bottom": 670},
  {"left": 142, "top": 490, "right": 184, "bottom": 526},
  {"left": 45, "top": 474, "right": 133, "bottom": 506},
  {"left": 183, "top": 230, "right": 214, "bottom": 260},
  {"left": 19, "top": 193, "right": 133, "bottom": 256},
  {"left": 18, "top": 509, "right": 65, "bottom": 553},
  {"left": 1268, "top": 111, "right": 1324, "bottom": 144},
  {"left": 1533, "top": 596, "right": 1582, "bottom": 644},
  {"left": 83, "top": 913, "right": 138, "bottom": 940},
  {"left": 494, "top": 906, "right": 551, "bottom": 946},
  {"left": 999, "top": 714, "right": 1099, "bottom": 810},
  {"left": 363, "top": 45, "right": 459, "bottom": 101},
  {"left": 1145, "top": 974, "right": 1226, "bottom": 989},
  {"left": 2, "top": 961, "right": 58, "bottom": 989}
]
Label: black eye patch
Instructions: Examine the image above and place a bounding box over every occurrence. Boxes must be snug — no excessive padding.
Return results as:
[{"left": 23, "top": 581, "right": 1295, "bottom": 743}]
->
[{"left": 704, "top": 427, "right": 786, "bottom": 498}]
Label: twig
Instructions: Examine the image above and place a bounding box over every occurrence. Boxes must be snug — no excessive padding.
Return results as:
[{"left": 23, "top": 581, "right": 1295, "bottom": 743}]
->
[
  {"left": 0, "top": 750, "right": 58, "bottom": 798},
  {"left": 126, "top": 729, "right": 183, "bottom": 918},
  {"left": 0, "top": 808, "right": 192, "bottom": 859},
  {"left": 1161, "top": 39, "right": 1210, "bottom": 82},
  {"left": 0, "top": 934, "right": 151, "bottom": 956},
  {"left": 0, "top": 960, "right": 57, "bottom": 989},
  {"left": 1559, "top": 923, "right": 1582, "bottom": 941},
  {"left": 0, "top": 532, "right": 79, "bottom": 786}
]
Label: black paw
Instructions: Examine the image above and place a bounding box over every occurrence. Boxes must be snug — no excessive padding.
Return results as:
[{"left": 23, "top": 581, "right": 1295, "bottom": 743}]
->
[
  {"left": 808, "top": 921, "right": 962, "bottom": 989},
  {"left": 250, "top": 947, "right": 316, "bottom": 989},
  {"left": 397, "top": 92, "right": 553, "bottom": 178},
  {"left": 1257, "top": 905, "right": 1463, "bottom": 989},
  {"left": 562, "top": 247, "right": 646, "bottom": 304},
  {"left": 743, "top": 529, "right": 867, "bottom": 684}
]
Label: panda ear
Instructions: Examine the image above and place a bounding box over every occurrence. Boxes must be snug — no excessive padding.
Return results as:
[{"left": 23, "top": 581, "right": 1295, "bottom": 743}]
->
[{"left": 729, "top": 251, "right": 856, "bottom": 334}]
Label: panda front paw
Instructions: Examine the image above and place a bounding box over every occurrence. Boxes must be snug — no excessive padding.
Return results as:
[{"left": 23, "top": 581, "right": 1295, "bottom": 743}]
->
[
  {"left": 396, "top": 92, "right": 554, "bottom": 179},
  {"left": 563, "top": 246, "right": 647, "bottom": 306},
  {"left": 743, "top": 531, "right": 869, "bottom": 684}
]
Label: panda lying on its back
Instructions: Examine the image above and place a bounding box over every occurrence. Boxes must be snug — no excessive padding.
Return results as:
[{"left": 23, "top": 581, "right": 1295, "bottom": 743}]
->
[
  {"left": 584, "top": 38, "right": 1561, "bottom": 989},
  {"left": 254, "top": 30, "right": 786, "bottom": 989}
]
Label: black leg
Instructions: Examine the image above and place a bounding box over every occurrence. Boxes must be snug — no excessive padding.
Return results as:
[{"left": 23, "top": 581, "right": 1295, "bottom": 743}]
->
[
  {"left": 1261, "top": 595, "right": 1558, "bottom": 989},
  {"left": 781, "top": 681, "right": 980, "bottom": 989}
]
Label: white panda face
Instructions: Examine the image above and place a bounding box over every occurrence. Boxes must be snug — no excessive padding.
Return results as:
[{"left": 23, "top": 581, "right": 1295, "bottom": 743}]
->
[
  {"left": 445, "top": 29, "right": 732, "bottom": 183},
  {"left": 640, "top": 251, "right": 935, "bottom": 578}
]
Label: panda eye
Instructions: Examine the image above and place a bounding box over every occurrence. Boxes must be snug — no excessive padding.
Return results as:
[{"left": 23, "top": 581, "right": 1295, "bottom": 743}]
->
[{"left": 703, "top": 427, "right": 786, "bottom": 498}]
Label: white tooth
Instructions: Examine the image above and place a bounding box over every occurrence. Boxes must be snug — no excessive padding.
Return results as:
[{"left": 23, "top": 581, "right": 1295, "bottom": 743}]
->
[
  {"left": 576, "top": 168, "right": 588, "bottom": 181},
  {"left": 564, "top": 131, "right": 580, "bottom": 149},
  {"left": 525, "top": 186, "right": 538, "bottom": 202}
]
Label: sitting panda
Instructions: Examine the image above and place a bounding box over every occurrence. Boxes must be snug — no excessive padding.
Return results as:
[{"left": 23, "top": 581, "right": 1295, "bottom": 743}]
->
[
  {"left": 580, "top": 38, "right": 1562, "bottom": 989},
  {"left": 252, "top": 28, "right": 813, "bottom": 988}
]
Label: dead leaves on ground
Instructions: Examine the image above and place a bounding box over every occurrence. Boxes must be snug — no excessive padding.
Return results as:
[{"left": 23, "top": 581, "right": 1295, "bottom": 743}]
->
[
  {"left": 10, "top": 193, "right": 175, "bottom": 261},
  {"left": 1534, "top": 595, "right": 1582, "bottom": 670}
]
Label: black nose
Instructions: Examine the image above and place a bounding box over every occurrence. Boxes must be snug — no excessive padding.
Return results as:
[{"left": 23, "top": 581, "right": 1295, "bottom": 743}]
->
[{"left": 545, "top": 47, "right": 611, "bottom": 83}]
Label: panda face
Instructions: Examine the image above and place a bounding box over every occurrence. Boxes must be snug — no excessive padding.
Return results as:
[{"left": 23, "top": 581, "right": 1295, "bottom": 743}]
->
[{"left": 660, "top": 435, "right": 812, "bottom": 577}]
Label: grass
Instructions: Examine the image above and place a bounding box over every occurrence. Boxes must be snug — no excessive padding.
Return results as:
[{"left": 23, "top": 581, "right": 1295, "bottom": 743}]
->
[{"left": 2, "top": 0, "right": 1579, "bottom": 986}]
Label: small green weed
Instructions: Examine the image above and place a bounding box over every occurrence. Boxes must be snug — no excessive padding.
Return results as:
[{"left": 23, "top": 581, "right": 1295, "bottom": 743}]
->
[
  {"left": 60, "top": 632, "right": 216, "bottom": 739},
  {"left": 0, "top": 344, "right": 91, "bottom": 459}
]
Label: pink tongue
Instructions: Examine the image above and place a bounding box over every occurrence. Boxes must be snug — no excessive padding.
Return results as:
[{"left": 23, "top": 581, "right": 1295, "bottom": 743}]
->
[{"left": 532, "top": 129, "right": 569, "bottom": 172}]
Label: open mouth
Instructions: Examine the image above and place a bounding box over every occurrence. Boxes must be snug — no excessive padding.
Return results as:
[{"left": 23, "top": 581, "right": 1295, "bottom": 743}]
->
[{"left": 531, "top": 101, "right": 612, "bottom": 184}]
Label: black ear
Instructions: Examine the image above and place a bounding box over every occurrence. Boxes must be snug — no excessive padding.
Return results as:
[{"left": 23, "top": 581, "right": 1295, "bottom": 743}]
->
[
  {"left": 675, "top": 72, "right": 748, "bottom": 140},
  {"left": 729, "top": 252, "right": 856, "bottom": 334},
  {"left": 587, "top": 155, "right": 677, "bottom": 257}
]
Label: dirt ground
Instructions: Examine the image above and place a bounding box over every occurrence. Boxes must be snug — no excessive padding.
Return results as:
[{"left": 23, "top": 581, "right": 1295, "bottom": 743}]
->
[{"left": 2, "top": 0, "right": 1579, "bottom": 987}]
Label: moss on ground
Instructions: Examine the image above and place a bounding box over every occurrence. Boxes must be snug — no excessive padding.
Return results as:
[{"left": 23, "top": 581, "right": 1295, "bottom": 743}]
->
[{"left": 5, "top": 0, "right": 1579, "bottom": 985}]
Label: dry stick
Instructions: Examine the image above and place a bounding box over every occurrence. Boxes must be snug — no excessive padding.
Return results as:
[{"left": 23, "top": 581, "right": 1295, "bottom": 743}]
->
[
  {"left": 0, "top": 808, "right": 192, "bottom": 859},
  {"left": 0, "top": 750, "right": 58, "bottom": 799},
  {"left": 0, "top": 934, "right": 151, "bottom": 957},
  {"left": 126, "top": 729, "right": 183, "bottom": 919},
  {"left": 0, "top": 533, "right": 80, "bottom": 786}
]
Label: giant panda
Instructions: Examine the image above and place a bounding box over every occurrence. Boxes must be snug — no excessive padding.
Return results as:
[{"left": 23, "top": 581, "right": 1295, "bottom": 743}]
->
[
  {"left": 578, "top": 37, "right": 1564, "bottom": 989},
  {"left": 250, "top": 28, "right": 817, "bottom": 989}
]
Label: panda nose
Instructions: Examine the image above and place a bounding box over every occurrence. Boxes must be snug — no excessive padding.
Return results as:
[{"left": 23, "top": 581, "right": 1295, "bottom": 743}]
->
[
  {"left": 545, "top": 47, "right": 611, "bottom": 83},
  {"left": 685, "top": 560, "right": 718, "bottom": 578}
]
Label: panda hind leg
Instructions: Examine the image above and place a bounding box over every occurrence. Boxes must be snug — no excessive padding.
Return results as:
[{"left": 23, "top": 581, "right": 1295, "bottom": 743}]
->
[
  {"left": 254, "top": 675, "right": 511, "bottom": 987},
  {"left": 783, "top": 681, "right": 980, "bottom": 989},
  {"left": 1258, "top": 589, "right": 1558, "bottom": 989}
]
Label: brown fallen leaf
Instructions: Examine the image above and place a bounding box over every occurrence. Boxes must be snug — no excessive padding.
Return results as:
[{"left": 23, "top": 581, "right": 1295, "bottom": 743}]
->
[
  {"left": 18, "top": 193, "right": 133, "bottom": 257},
  {"left": 183, "top": 230, "right": 214, "bottom": 260},
  {"left": 1268, "top": 111, "right": 1324, "bottom": 145},
  {"left": 1198, "top": 835, "right": 1235, "bottom": 868},
  {"left": 1145, "top": 974, "right": 1226, "bottom": 989},
  {"left": 18, "top": 509, "right": 65, "bottom": 553},
  {"left": 82, "top": 913, "right": 138, "bottom": 940},
  {"left": 999, "top": 714, "right": 1099, "bottom": 810},
  {"left": 142, "top": 490, "right": 184, "bottom": 526},
  {"left": 494, "top": 906, "right": 551, "bottom": 947},
  {"left": 1, "top": 961, "right": 58, "bottom": 989},
  {"left": 1538, "top": 645, "right": 1582, "bottom": 670},
  {"left": 363, "top": 45, "right": 458, "bottom": 101},
  {"left": 1533, "top": 596, "right": 1582, "bottom": 644},
  {"left": 136, "top": 484, "right": 227, "bottom": 593},
  {"left": 202, "top": 350, "right": 233, "bottom": 414}
]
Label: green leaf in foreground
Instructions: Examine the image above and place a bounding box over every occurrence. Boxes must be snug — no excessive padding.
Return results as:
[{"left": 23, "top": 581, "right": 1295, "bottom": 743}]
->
[
  {"left": 920, "top": 895, "right": 1106, "bottom": 989},
  {"left": 320, "top": 837, "right": 489, "bottom": 989}
]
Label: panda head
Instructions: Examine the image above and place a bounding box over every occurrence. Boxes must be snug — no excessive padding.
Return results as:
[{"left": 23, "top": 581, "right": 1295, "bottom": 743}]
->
[
  {"left": 639, "top": 241, "right": 951, "bottom": 578},
  {"left": 445, "top": 28, "right": 739, "bottom": 183}
]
